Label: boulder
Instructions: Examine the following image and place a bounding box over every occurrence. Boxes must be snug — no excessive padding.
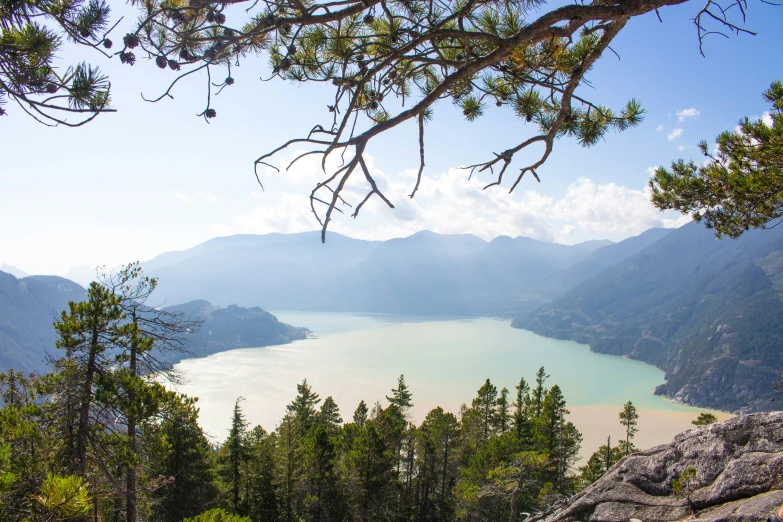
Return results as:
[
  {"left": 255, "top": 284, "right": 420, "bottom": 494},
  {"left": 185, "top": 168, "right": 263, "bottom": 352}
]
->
[{"left": 534, "top": 412, "right": 783, "bottom": 522}]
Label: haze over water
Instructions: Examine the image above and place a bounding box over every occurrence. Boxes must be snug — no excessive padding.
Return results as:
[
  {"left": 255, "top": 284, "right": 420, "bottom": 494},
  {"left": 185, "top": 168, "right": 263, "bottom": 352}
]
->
[{"left": 173, "top": 312, "right": 730, "bottom": 458}]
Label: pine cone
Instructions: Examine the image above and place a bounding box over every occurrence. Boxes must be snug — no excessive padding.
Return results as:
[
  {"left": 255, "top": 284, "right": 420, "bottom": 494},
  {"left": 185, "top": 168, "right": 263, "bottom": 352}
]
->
[
  {"left": 79, "top": 28, "right": 90, "bottom": 37},
  {"left": 155, "top": 55, "right": 168, "bottom": 69},
  {"left": 364, "top": 14, "right": 374, "bottom": 24},
  {"left": 356, "top": 53, "right": 365, "bottom": 61},
  {"left": 282, "top": 24, "right": 292, "bottom": 34},
  {"left": 168, "top": 60, "right": 180, "bottom": 70},
  {"left": 123, "top": 33, "right": 139, "bottom": 49},
  {"left": 369, "top": 101, "right": 379, "bottom": 110},
  {"left": 388, "top": 70, "right": 398, "bottom": 79},
  {"left": 46, "top": 83, "right": 58, "bottom": 94},
  {"left": 205, "top": 108, "right": 217, "bottom": 118},
  {"left": 225, "top": 76, "right": 235, "bottom": 85},
  {"left": 287, "top": 45, "right": 296, "bottom": 55},
  {"left": 119, "top": 51, "right": 136, "bottom": 65},
  {"left": 102, "top": 39, "right": 113, "bottom": 49},
  {"left": 179, "top": 49, "right": 191, "bottom": 61},
  {"left": 214, "top": 13, "right": 226, "bottom": 24},
  {"left": 279, "top": 58, "right": 292, "bottom": 71}
]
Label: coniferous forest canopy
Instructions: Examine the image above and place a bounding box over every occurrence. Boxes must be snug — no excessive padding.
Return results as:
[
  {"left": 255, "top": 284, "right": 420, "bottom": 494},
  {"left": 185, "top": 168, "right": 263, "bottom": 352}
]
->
[{"left": 0, "top": 263, "right": 651, "bottom": 521}]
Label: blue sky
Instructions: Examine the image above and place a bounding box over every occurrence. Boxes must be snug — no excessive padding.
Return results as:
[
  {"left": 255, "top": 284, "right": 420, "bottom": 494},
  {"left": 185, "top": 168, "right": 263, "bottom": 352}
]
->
[{"left": 1, "top": 0, "right": 781, "bottom": 276}]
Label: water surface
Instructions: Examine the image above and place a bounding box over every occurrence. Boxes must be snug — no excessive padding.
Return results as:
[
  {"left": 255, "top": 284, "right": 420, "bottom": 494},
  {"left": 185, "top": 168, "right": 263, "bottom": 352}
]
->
[{"left": 173, "top": 311, "right": 730, "bottom": 458}]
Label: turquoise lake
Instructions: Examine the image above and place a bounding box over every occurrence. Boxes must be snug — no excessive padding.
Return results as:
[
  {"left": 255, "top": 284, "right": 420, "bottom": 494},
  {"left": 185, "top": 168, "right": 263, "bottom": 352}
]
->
[{"left": 173, "top": 311, "right": 729, "bottom": 458}]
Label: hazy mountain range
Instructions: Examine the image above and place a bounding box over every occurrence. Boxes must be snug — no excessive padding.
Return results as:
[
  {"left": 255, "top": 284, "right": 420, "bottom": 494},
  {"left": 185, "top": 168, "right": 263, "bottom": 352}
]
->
[
  {"left": 4, "top": 224, "right": 783, "bottom": 412},
  {"left": 139, "top": 231, "right": 659, "bottom": 316},
  {"left": 0, "top": 273, "right": 306, "bottom": 373}
]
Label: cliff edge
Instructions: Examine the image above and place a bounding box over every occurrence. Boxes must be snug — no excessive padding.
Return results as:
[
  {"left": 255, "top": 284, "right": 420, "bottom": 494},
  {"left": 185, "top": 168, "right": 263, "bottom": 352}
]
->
[{"left": 535, "top": 412, "right": 783, "bottom": 522}]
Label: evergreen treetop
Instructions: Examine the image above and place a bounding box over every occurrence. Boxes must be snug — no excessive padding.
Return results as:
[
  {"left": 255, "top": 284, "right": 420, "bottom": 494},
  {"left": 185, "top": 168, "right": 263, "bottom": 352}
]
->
[
  {"left": 387, "top": 374, "right": 414, "bottom": 411},
  {"left": 651, "top": 80, "right": 783, "bottom": 238}
]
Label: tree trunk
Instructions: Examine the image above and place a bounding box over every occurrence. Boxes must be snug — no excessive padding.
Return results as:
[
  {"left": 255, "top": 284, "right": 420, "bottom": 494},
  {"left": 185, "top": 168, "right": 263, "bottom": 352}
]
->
[
  {"left": 76, "top": 326, "right": 99, "bottom": 476},
  {"left": 126, "top": 310, "right": 138, "bottom": 522},
  {"left": 508, "top": 469, "right": 525, "bottom": 522},
  {"left": 439, "top": 435, "right": 448, "bottom": 522}
]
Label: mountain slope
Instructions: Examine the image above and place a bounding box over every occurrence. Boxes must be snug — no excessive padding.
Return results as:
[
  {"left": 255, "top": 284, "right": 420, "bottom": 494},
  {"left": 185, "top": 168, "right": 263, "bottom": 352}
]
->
[
  {"left": 145, "top": 231, "right": 381, "bottom": 310},
  {"left": 0, "top": 264, "right": 29, "bottom": 278},
  {"left": 515, "top": 223, "right": 783, "bottom": 412},
  {"left": 143, "top": 231, "right": 598, "bottom": 315},
  {"left": 0, "top": 271, "right": 87, "bottom": 372},
  {"left": 527, "top": 228, "right": 673, "bottom": 299}
]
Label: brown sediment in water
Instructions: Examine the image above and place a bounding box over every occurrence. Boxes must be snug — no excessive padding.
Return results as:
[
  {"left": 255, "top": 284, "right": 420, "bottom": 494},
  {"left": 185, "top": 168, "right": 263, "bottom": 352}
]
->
[{"left": 567, "top": 404, "right": 734, "bottom": 461}]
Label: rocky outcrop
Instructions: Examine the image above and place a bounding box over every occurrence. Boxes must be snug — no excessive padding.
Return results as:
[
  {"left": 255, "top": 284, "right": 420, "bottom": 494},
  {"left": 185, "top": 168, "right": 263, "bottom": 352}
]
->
[{"left": 534, "top": 412, "right": 783, "bottom": 522}]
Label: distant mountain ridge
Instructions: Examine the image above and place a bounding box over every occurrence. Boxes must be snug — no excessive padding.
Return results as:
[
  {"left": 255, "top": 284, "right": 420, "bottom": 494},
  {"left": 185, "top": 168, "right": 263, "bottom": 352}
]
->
[
  {"left": 515, "top": 222, "right": 783, "bottom": 413},
  {"left": 142, "top": 230, "right": 651, "bottom": 316},
  {"left": 0, "top": 271, "right": 87, "bottom": 372},
  {"left": 0, "top": 272, "right": 308, "bottom": 374}
]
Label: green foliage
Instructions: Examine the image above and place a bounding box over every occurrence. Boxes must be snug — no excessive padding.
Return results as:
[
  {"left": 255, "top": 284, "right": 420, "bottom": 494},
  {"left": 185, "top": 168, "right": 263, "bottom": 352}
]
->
[
  {"left": 387, "top": 373, "right": 414, "bottom": 410},
  {"left": 183, "top": 508, "right": 252, "bottom": 522},
  {"left": 672, "top": 467, "right": 698, "bottom": 502},
  {"left": 32, "top": 473, "right": 91, "bottom": 519},
  {"left": 0, "top": 0, "right": 112, "bottom": 123},
  {"left": 619, "top": 401, "right": 639, "bottom": 455},
  {"left": 287, "top": 379, "right": 322, "bottom": 432},
  {"left": 651, "top": 80, "right": 783, "bottom": 238},
  {"left": 692, "top": 413, "right": 718, "bottom": 426}
]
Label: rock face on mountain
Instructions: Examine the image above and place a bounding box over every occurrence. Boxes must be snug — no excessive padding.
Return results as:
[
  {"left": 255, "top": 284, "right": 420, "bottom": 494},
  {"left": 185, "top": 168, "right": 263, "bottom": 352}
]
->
[
  {"left": 534, "top": 412, "right": 783, "bottom": 522},
  {"left": 517, "top": 223, "right": 783, "bottom": 413}
]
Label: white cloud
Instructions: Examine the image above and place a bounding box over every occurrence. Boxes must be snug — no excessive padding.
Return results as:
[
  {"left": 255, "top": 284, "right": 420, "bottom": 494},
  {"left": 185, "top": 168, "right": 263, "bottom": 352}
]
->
[
  {"left": 646, "top": 166, "right": 659, "bottom": 177},
  {"left": 677, "top": 108, "right": 700, "bottom": 122},
  {"left": 678, "top": 145, "right": 688, "bottom": 151},
  {"left": 656, "top": 125, "right": 664, "bottom": 132},
  {"left": 667, "top": 128, "right": 684, "bottom": 141},
  {"left": 762, "top": 111, "right": 773, "bottom": 128},
  {"left": 230, "top": 157, "right": 689, "bottom": 245}
]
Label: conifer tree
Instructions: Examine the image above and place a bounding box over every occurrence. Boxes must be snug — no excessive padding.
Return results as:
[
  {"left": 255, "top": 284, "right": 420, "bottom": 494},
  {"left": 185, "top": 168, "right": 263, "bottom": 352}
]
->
[
  {"left": 222, "top": 398, "right": 249, "bottom": 514},
  {"left": 513, "top": 377, "right": 531, "bottom": 442},
  {"left": 353, "top": 400, "right": 368, "bottom": 428},
  {"left": 618, "top": 401, "right": 639, "bottom": 455},
  {"left": 537, "top": 385, "right": 581, "bottom": 493},
  {"left": 652, "top": 80, "right": 783, "bottom": 238},
  {"left": 495, "top": 387, "right": 510, "bottom": 434},
  {"left": 276, "top": 413, "right": 302, "bottom": 522},
  {"left": 149, "top": 395, "right": 217, "bottom": 522},
  {"left": 244, "top": 425, "right": 278, "bottom": 522},
  {"left": 692, "top": 412, "right": 718, "bottom": 426},
  {"left": 472, "top": 379, "right": 498, "bottom": 441},
  {"left": 387, "top": 374, "right": 414, "bottom": 411},
  {"left": 318, "top": 396, "right": 343, "bottom": 434},
  {"left": 531, "top": 367, "right": 549, "bottom": 419},
  {"left": 287, "top": 379, "right": 321, "bottom": 433},
  {"left": 54, "top": 282, "right": 127, "bottom": 477}
]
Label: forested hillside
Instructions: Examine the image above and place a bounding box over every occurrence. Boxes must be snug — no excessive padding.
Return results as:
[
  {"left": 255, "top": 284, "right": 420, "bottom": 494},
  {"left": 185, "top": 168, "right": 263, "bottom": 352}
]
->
[
  {"left": 0, "top": 270, "right": 86, "bottom": 372},
  {"left": 516, "top": 223, "right": 783, "bottom": 413},
  {"left": 161, "top": 300, "right": 309, "bottom": 363}
]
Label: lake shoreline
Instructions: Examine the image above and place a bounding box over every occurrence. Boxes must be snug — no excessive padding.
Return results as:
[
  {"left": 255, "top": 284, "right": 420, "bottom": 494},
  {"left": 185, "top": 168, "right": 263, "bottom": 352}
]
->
[{"left": 171, "top": 311, "right": 730, "bottom": 459}]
